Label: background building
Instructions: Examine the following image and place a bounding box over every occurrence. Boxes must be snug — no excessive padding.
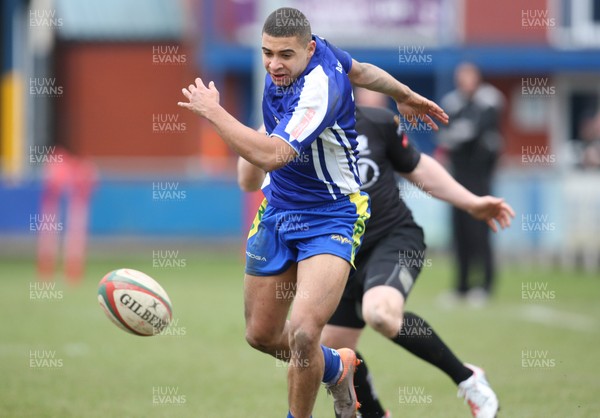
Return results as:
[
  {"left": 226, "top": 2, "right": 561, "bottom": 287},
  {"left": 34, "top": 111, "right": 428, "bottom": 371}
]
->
[{"left": 1, "top": 0, "right": 599, "bottom": 269}]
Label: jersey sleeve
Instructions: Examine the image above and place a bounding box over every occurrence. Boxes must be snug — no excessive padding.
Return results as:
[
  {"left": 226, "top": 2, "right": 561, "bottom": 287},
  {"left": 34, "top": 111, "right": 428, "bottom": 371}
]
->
[
  {"left": 319, "top": 37, "right": 352, "bottom": 73},
  {"left": 386, "top": 115, "right": 421, "bottom": 173},
  {"left": 271, "top": 71, "right": 338, "bottom": 153}
]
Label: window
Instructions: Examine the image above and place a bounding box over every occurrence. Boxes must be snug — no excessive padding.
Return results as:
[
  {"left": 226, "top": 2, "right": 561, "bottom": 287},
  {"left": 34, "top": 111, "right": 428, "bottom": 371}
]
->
[{"left": 551, "top": 0, "right": 600, "bottom": 47}]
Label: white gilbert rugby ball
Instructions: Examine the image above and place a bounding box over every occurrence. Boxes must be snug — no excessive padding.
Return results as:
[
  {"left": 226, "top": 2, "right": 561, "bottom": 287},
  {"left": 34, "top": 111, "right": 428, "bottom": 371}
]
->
[{"left": 98, "top": 269, "right": 173, "bottom": 336}]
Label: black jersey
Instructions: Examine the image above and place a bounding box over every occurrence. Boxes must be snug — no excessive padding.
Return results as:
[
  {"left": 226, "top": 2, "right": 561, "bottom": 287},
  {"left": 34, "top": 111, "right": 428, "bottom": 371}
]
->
[{"left": 355, "top": 106, "right": 422, "bottom": 252}]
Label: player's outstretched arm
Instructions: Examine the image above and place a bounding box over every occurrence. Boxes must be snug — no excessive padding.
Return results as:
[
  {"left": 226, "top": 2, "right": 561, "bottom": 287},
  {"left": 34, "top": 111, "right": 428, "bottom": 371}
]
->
[
  {"left": 178, "top": 78, "right": 296, "bottom": 172},
  {"left": 402, "top": 153, "right": 515, "bottom": 232},
  {"left": 348, "top": 60, "right": 449, "bottom": 131}
]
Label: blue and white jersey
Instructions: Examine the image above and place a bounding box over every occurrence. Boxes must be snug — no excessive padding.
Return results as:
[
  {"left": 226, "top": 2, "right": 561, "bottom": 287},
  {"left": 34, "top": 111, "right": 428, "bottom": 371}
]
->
[{"left": 262, "top": 36, "right": 361, "bottom": 209}]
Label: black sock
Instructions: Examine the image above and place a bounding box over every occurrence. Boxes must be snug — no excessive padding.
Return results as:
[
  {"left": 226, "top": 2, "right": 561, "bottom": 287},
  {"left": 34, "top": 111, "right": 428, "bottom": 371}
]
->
[
  {"left": 353, "top": 351, "right": 387, "bottom": 418},
  {"left": 391, "top": 312, "right": 473, "bottom": 385}
]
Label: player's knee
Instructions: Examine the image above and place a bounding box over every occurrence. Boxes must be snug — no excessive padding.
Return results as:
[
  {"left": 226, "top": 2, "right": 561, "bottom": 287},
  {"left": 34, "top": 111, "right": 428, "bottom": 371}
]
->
[
  {"left": 288, "top": 323, "right": 320, "bottom": 356},
  {"left": 363, "top": 304, "right": 403, "bottom": 338},
  {"left": 245, "top": 326, "right": 278, "bottom": 353}
]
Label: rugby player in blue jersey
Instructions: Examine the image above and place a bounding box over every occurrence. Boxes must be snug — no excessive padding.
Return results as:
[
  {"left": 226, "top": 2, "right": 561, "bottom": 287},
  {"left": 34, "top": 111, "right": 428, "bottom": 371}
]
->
[
  {"left": 179, "top": 8, "right": 447, "bottom": 418},
  {"left": 239, "top": 96, "right": 513, "bottom": 418}
]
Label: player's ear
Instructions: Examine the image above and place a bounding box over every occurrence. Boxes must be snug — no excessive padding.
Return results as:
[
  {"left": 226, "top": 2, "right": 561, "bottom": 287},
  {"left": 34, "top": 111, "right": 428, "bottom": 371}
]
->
[{"left": 306, "top": 39, "right": 316, "bottom": 58}]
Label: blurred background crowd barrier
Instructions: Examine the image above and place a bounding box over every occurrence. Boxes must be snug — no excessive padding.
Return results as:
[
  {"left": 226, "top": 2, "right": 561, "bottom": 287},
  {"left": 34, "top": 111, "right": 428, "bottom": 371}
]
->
[{"left": 1, "top": 0, "right": 599, "bottom": 272}]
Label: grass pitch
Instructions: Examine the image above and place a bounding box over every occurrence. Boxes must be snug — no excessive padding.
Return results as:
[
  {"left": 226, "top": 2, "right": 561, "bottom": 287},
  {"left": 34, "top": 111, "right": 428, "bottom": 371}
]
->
[{"left": 1, "top": 250, "right": 599, "bottom": 417}]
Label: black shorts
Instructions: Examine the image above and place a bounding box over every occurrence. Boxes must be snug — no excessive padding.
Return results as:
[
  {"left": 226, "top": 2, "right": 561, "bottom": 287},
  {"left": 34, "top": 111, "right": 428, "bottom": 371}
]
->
[{"left": 328, "top": 221, "right": 426, "bottom": 329}]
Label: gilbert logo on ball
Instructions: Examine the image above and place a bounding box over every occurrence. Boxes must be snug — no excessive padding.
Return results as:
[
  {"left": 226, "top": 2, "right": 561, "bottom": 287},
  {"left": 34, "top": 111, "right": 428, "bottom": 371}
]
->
[{"left": 98, "top": 269, "right": 173, "bottom": 336}]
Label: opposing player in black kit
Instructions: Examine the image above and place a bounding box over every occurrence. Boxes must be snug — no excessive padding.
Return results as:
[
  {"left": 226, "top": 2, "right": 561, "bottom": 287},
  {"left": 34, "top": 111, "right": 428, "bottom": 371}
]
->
[
  {"left": 319, "top": 101, "right": 514, "bottom": 418},
  {"left": 237, "top": 100, "right": 513, "bottom": 417}
]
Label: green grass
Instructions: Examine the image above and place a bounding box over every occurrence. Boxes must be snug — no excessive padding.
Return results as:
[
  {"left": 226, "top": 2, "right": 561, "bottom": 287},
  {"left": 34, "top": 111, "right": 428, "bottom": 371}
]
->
[{"left": 1, "top": 252, "right": 599, "bottom": 417}]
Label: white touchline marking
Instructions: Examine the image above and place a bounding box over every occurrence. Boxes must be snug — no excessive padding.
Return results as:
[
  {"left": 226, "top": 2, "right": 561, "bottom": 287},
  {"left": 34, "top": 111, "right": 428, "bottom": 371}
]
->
[
  {"left": 519, "top": 305, "right": 598, "bottom": 333},
  {"left": 63, "top": 342, "right": 91, "bottom": 357}
]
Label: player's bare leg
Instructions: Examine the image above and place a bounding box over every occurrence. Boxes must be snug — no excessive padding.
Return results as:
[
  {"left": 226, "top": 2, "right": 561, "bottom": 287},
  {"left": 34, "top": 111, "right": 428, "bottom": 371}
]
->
[
  {"left": 320, "top": 325, "right": 362, "bottom": 350},
  {"left": 287, "top": 254, "right": 352, "bottom": 418},
  {"left": 244, "top": 265, "right": 297, "bottom": 358},
  {"left": 362, "top": 285, "right": 405, "bottom": 338},
  {"left": 352, "top": 285, "right": 500, "bottom": 418}
]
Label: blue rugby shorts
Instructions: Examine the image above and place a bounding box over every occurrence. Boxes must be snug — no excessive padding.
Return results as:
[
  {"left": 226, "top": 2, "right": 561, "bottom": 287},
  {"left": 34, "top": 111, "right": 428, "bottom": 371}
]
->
[{"left": 245, "top": 192, "right": 370, "bottom": 276}]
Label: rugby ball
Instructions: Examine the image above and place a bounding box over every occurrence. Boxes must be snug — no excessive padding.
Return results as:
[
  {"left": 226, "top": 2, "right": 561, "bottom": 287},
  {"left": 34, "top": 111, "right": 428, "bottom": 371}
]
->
[{"left": 98, "top": 268, "right": 173, "bottom": 336}]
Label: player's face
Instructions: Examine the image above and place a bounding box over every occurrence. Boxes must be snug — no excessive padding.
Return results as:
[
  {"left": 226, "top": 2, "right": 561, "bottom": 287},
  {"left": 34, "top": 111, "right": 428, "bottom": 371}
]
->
[{"left": 261, "top": 34, "right": 316, "bottom": 87}]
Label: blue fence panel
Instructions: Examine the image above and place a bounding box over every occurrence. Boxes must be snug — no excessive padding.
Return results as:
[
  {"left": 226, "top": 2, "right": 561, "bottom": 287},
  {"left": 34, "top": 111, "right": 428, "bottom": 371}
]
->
[{"left": 0, "top": 178, "right": 243, "bottom": 238}]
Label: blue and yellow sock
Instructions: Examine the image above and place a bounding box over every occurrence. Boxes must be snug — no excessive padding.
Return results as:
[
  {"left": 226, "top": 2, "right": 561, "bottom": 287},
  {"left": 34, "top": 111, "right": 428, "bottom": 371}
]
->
[
  {"left": 287, "top": 412, "right": 312, "bottom": 418},
  {"left": 321, "top": 345, "right": 342, "bottom": 385}
]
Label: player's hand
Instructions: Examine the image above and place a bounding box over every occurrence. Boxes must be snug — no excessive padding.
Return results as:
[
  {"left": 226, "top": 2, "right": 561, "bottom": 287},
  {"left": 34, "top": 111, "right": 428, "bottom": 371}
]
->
[
  {"left": 467, "top": 196, "right": 516, "bottom": 233},
  {"left": 178, "top": 78, "right": 220, "bottom": 118},
  {"left": 396, "top": 91, "right": 449, "bottom": 131}
]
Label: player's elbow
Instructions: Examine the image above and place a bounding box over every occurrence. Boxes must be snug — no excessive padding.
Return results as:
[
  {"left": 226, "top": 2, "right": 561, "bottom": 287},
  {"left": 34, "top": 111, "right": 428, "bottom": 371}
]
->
[
  {"left": 238, "top": 176, "right": 262, "bottom": 193},
  {"left": 237, "top": 179, "right": 255, "bottom": 193}
]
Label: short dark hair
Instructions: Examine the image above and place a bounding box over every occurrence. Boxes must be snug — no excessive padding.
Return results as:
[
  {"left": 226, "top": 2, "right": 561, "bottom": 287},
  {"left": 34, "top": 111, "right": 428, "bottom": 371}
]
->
[{"left": 262, "top": 8, "right": 312, "bottom": 45}]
